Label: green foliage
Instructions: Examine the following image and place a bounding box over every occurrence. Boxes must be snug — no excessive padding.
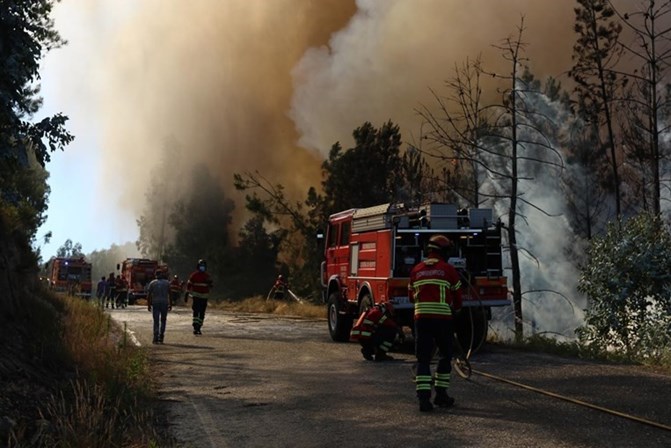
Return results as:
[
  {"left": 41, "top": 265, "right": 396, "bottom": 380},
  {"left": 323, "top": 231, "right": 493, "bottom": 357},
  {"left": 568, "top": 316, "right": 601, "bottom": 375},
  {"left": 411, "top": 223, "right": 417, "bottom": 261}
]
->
[
  {"left": 578, "top": 213, "right": 671, "bottom": 358},
  {"left": 228, "top": 215, "right": 284, "bottom": 299},
  {"left": 1, "top": 0, "right": 74, "bottom": 244},
  {"left": 55, "top": 238, "right": 83, "bottom": 257},
  {"left": 234, "top": 171, "right": 322, "bottom": 299},
  {"left": 166, "top": 163, "right": 236, "bottom": 291},
  {"left": 320, "top": 121, "right": 404, "bottom": 217}
]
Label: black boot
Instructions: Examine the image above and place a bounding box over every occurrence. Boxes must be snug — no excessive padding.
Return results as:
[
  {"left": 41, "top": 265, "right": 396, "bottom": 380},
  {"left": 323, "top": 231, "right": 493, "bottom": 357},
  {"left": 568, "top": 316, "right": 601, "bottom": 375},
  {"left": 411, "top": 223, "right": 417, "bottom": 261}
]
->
[
  {"left": 419, "top": 398, "right": 434, "bottom": 412},
  {"left": 375, "top": 352, "right": 394, "bottom": 362},
  {"left": 434, "top": 389, "right": 455, "bottom": 408},
  {"left": 361, "top": 347, "right": 374, "bottom": 361}
]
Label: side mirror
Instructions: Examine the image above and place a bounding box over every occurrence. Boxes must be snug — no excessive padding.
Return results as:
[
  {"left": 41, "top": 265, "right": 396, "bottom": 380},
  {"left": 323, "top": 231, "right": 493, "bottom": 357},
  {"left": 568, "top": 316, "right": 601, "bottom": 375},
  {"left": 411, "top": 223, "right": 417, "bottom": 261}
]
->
[{"left": 116, "top": 263, "right": 120, "bottom": 271}]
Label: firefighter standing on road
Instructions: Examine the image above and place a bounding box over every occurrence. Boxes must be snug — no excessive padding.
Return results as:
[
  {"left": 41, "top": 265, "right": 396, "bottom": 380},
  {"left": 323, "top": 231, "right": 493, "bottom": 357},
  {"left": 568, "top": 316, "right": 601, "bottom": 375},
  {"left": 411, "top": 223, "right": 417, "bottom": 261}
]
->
[
  {"left": 408, "top": 234, "right": 462, "bottom": 412},
  {"left": 186, "top": 259, "right": 213, "bottom": 335},
  {"left": 169, "top": 274, "right": 183, "bottom": 306},
  {"left": 105, "top": 272, "right": 117, "bottom": 309},
  {"left": 350, "top": 301, "right": 398, "bottom": 361}
]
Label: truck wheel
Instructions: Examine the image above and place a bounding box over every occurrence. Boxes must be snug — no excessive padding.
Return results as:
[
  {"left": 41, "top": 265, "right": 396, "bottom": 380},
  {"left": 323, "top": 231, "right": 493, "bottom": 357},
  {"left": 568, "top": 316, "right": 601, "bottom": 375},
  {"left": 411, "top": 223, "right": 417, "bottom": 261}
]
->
[
  {"left": 455, "top": 308, "right": 488, "bottom": 354},
  {"left": 328, "top": 292, "right": 352, "bottom": 342},
  {"left": 128, "top": 293, "right": 135, "bottom": 305}
]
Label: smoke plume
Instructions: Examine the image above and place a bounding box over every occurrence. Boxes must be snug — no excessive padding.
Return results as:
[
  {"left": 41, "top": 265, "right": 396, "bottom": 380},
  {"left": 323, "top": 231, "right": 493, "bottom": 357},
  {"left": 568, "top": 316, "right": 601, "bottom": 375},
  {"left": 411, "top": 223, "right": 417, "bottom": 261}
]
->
[
  {"left": 56, "top": 0, "right": 587, "bottom": 337},
  {"left": 91, "top": 0, "right": 575, "bottom": 214}
]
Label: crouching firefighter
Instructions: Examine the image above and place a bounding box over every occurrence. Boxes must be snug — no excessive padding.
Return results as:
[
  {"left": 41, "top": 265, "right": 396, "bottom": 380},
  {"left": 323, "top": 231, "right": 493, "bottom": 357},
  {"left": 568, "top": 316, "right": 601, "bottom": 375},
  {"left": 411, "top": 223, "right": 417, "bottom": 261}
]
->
[
  {"left": 350, "top": 301, "right": 399, "bottom": 362},
  {"left": 185, "top": 259, "right": 213, "bottom": 335},
  {"left": 408, "top": 234, "right": 463, "bottom": 412}
]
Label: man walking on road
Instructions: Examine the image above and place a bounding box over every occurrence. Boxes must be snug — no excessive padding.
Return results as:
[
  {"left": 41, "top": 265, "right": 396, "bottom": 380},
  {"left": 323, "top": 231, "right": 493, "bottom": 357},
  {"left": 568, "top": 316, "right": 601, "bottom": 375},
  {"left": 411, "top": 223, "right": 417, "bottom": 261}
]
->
[
  {"left": 186, "top": 259, "right": 213, "bottom": 335},
  {"left": 408, "top": 234, "right": 462, "bottom": 412},
  {"left": 147, "top": 270, "right": 172, "bottom": 344},
  {"left": 96, "top": 276, "right": 106, "bottom": 308}
]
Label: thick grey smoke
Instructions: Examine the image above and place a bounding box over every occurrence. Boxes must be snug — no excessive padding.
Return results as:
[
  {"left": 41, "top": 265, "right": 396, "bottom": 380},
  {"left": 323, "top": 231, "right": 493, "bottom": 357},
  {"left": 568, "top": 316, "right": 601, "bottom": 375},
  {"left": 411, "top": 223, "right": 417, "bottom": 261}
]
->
[{"left": 290, "top": 0, "right": 575, "bottom": 154}]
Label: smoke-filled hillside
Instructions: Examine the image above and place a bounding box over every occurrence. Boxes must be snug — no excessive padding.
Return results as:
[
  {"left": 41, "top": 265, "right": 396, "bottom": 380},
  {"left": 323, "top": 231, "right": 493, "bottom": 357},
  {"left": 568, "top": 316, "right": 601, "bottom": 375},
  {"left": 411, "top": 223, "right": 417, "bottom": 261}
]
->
[
  {"left": 89, "top": 0, "right": 574, "bottom": 215},
  {"left": 41, "top": 0, "right": 671, "bottom": 341}
]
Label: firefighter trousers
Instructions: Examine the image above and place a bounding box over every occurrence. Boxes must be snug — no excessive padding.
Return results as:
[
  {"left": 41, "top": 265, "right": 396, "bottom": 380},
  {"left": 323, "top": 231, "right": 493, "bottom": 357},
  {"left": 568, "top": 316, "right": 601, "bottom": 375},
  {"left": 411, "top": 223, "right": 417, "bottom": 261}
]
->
[
  {"left": 192, "top": 297, "right": 208, "bottom": 331},
  {"left": 414, "top": 318, "right": 454, "bottom": 399}
]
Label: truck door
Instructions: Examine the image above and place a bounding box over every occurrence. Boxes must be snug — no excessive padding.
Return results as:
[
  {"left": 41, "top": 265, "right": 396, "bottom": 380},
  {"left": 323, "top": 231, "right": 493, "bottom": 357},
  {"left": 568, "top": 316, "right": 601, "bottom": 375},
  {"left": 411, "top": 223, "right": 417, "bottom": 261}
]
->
[{"left": 325, "top": 220, "right": 352, "bottom": 287}]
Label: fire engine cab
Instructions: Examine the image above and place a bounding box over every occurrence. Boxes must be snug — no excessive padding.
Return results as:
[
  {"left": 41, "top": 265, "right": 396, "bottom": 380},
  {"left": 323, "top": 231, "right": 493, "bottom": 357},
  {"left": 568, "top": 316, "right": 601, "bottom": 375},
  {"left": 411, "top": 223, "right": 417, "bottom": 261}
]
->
[
  {"left": 47, "top": 256, "right": 92, "bottom": 299},
  {"left": 321, "top": 203, "right": 510, "bottom": 350},
  {"left": 117, "top": 258, "right": 168, "bottom": 304}
]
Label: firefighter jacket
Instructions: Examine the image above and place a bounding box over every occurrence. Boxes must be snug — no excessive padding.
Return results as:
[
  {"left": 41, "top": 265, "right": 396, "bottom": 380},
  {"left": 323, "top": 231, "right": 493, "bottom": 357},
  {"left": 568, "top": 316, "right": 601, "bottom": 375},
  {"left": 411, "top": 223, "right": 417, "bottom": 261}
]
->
[
  {"left": 408, "top": 254, "right": 462, "bottom": 320},
  {"left": 169, "top": 278, "right": 182, "bottom": 294},
  {"left": 187, "top": 271, "right": 212, "bottom": 299},
  {"left": 273, "top": 277, "right": 288, "bottom": 291},
  {"left": 350, "top": 305, "right": 398, "bottom": 342},
  {"left": 115, "top": 276, "right": 127, "bottom": 292}
]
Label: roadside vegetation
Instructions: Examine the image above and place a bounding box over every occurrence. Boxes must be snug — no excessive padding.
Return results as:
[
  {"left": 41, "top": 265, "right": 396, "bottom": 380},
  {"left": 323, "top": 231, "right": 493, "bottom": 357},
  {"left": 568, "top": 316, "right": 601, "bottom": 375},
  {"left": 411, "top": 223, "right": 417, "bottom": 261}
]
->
[
  {"left": 213, "top": 295, "right": 325, "bottom": 319},
  {"left": 5, "top": 289, "right": 171, "bottom": 448}
]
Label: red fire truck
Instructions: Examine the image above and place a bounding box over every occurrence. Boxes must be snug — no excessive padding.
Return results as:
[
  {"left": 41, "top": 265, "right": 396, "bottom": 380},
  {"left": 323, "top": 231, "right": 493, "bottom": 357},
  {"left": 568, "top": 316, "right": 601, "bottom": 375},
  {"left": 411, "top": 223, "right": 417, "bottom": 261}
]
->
[
  {"left": 47, "top": 256, "right": 93, "bottom": 299},
  {"left": 117, "top": 258, "right": 168, "bottom": 304},
  {"left": 321, "top": 203, "right": 510, "bottom": 350}
]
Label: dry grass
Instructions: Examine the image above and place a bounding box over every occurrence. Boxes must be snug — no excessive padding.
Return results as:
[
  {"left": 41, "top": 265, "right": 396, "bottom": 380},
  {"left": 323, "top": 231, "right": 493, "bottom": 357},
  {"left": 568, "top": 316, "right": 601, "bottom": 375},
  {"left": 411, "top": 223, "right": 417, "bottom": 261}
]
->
[
  {"left": 8, "top": 293, "right": 169, "bottom": 448},
  {"left": 212, "top": 295, "right": 326, "bottom": 319}
]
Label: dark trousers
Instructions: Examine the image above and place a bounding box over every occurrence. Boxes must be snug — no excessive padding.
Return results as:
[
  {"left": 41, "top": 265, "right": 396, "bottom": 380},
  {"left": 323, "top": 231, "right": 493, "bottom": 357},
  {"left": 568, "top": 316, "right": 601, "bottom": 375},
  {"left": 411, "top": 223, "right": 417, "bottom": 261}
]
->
[
  {"left": 361, "top": 325, "right": 397, "bottom": 354},
  {"left": 192, "top": 297, "right": 208, "bottom": 330},
  {"left": 152, "top": 302, "right": 169, "bottom": 340},
  {"left": 106, "top": 288, "right": 116, "bottom": 307},
  {"left": 414, "top": 318, "right": 454, "bottom": 399}
]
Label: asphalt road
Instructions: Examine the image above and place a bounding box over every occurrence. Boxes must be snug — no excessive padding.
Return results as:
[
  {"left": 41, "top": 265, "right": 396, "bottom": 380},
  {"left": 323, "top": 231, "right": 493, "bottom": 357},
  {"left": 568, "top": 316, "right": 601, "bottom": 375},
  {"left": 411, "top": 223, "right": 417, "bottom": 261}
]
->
[{"left": 109, "top": 305, "right": 671, "bottom": 448}]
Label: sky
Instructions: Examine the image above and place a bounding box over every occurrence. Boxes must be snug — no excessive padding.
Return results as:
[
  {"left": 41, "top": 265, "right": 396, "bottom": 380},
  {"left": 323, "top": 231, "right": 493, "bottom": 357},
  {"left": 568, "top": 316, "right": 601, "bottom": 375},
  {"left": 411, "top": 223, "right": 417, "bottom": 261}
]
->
[{"left": 37, "top": 0, "right": 586, "bottom": 337}]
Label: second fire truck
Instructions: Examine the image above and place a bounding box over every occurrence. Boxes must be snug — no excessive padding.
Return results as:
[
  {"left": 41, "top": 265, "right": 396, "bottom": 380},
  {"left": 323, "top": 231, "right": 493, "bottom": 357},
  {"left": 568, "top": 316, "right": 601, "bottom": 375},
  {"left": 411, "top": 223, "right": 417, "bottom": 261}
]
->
[
  {"left": 321, "top": 202, "right": 510, "bottom": 351},
  {"left": 116, "top": 258, "right": 168, "bottom": 304}
]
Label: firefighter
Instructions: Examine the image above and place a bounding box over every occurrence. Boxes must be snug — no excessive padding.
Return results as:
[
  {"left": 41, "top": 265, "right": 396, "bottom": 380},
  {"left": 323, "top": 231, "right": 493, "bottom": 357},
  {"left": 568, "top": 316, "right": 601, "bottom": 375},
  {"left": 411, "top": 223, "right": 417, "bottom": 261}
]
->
[
  {"left": 106, "top": 272, "right": 117, "bottom": 309},
  {"left": 147, "top": 269, "right": 172, "bottom": 344},
  {"left": 169, "top": 274, "right": 183, "bottom": 306},
  {"left": 185, "top": 259, "right": 213, "bottom": 335},
  {"left": 96, "top": 276, "right": 106, "bottom": 308},
  {"left": 408, "top": 234, "right": 463, "bottom": 412},
  {"left": 350, "top": 301, "right": 398, "bottom": 361},
  {"left": 272, "top": 274, "right": 288, "bottom": 300},
  {"left": 115, "top": 274, "right": 128, "bottom": 309}
]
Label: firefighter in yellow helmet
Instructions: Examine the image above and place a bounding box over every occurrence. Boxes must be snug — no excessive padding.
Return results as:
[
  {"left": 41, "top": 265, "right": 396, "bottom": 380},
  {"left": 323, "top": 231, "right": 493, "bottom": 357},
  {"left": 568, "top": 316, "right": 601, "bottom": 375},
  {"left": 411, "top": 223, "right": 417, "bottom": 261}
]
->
[{"left": 408, "top": 234, "right": 463, "bottom": 412}]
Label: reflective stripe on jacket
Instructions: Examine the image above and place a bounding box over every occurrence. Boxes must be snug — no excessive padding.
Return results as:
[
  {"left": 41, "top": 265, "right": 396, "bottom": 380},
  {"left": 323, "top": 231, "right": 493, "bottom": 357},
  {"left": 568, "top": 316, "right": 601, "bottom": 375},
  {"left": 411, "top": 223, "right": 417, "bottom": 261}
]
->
[
  {"left": 350, "top": 305, "right": 397, "bottom": 341},
  {"left": 187, "top": 271, "right": 212, "bottom": 299},
  {"left": 408, "top": 256, "right": 462, "bottom": 320}
]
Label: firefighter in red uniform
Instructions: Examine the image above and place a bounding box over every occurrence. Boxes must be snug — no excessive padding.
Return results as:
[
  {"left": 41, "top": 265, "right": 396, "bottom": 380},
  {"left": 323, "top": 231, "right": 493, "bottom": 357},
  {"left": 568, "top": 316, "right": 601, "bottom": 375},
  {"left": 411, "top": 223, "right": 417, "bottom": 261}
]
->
[
  {"left": 186, "top": 259, "right": 213, "bottom": 335},
  {"left": 408, "top": 234, "right": 462, "bottom": 412},
  {"left": 169, "top": 274, "right": 183, "bottom": 306},
  {"left": 350, "top": 301, "right": 398, "bottom": 361}
]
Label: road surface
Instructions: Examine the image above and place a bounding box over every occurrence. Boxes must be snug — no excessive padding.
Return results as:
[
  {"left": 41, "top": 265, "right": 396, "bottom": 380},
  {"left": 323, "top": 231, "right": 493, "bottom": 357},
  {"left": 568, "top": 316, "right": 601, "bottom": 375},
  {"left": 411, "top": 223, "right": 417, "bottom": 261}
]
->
[{"left": 109, "top": 305, "right": 671, "bottom": 448}]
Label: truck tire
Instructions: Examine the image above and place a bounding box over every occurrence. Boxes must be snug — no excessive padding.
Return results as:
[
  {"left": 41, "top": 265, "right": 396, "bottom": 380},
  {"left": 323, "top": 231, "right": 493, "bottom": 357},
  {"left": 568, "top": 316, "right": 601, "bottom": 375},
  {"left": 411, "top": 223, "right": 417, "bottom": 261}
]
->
[
  {"left": 328, "top": 292, "right": 353, "bottom": 342},
  {"left": 455, "top": 308, "right": 488, "bottom": 354},
  {"left": 127, "top": 292, "right": 135, "bottom": 305}
]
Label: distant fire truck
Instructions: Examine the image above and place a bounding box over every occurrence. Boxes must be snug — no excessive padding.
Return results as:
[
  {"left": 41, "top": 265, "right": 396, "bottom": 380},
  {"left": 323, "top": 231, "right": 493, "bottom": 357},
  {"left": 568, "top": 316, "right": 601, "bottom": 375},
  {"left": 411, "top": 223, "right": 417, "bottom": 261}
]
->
[
  {"left": 117, "top": 258, "right": 168, "bottom": 304},
  {"left": 321, "top": 203, "right": 510, "bottom": 350},
  {"left": 47, "top": 256, "right": 92, "bottom": 299}
]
